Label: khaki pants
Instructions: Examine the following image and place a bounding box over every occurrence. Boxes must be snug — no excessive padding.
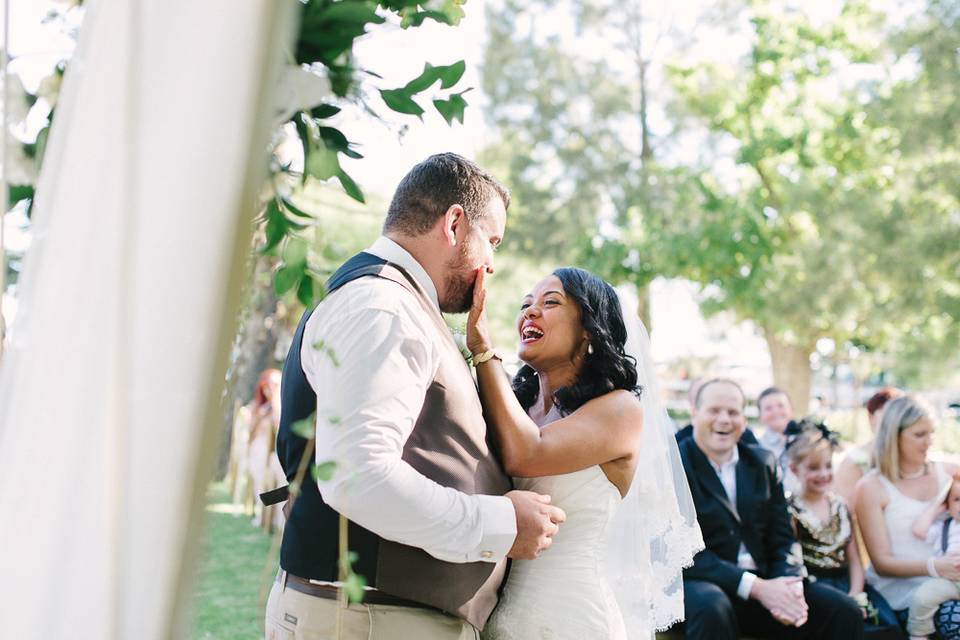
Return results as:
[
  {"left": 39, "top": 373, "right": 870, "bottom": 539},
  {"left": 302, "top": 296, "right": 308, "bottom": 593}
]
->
[
  {"left": 264, "top": 572, "right": 479, "bottom": 640},
  {"left": 908, "top": 577, "right": 960, "bottom": 636}
]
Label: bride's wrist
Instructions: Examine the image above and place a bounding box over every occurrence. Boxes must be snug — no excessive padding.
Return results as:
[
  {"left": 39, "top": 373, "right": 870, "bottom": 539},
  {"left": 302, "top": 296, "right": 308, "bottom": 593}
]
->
[
  {"left": 472, "top": 348, "right": 502, "bottom": 366},
  {"left": 469, "top": 341, "right": 492, "bottom": 357}
]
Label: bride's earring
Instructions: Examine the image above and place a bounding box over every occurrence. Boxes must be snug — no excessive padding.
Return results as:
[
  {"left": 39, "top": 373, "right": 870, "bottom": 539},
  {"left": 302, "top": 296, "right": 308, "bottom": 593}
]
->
[{"left": 587, "top": 343, "right": 594, "bottom": 355}]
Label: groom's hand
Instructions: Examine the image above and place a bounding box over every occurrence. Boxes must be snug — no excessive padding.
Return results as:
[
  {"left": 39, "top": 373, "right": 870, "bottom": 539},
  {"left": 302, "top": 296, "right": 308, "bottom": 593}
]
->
[{"left": 505, "top": 490, "right": 566, "bottom": 560}]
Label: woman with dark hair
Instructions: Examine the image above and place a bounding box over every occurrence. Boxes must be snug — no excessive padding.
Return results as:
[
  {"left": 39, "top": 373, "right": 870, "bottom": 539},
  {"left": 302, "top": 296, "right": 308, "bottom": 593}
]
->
[{"left": 468, "top": 267, "right": 702, "bottom": 640}]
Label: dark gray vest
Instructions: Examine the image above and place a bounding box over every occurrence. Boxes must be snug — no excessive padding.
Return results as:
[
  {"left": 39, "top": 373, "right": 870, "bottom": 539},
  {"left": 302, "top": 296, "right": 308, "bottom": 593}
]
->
[{"left": 276, "top": 252, "right": 511, "bottom": 629}]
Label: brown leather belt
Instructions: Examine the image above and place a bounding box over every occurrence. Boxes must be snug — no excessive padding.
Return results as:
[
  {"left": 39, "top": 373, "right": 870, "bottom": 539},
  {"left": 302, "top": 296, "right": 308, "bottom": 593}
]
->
[{"left": 279, "top": 571, "right": 434, "bottom": 610}]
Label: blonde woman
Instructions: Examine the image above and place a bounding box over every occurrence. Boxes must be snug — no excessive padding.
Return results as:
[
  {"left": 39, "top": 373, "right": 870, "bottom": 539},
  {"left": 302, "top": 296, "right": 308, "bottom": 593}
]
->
[
  {"left": 856, "top": 395, "right": 960, "bottom": 636},
  {"left": 835, "top": 388, "right": 904, "bottom": 505}
]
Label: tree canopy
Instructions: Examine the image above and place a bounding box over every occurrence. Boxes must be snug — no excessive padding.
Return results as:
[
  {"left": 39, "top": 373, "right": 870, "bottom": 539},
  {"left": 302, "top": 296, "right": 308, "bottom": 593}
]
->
[{"left": 481, "top": 0, "right": 960, "bottom": 407}]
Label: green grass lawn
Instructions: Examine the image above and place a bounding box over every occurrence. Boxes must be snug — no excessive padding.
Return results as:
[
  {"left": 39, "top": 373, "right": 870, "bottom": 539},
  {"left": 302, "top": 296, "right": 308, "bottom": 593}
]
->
[{"left": 192, "top": 483, "right": 278, "bottom": 640}]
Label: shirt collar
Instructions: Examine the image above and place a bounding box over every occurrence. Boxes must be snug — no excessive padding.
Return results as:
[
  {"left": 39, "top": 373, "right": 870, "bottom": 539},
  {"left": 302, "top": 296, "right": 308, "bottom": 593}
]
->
[
  {"left": 760, "top": 429, "right": 786, "bottom": 446},
  {"left": 366, "top": 236, "right": 439, "bottom": 309},
  {"left": 708, "top": 445, "right": 739, "bottom": 475}
]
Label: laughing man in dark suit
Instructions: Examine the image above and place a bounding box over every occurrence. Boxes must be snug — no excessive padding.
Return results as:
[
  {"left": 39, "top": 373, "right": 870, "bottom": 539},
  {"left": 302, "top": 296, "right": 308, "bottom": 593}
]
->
[
  {"left": 675, "top": 376, "right": 758, "bottom": 445},
  {"left": 676, "top": 378, "right": 863, "bottom": 640}
]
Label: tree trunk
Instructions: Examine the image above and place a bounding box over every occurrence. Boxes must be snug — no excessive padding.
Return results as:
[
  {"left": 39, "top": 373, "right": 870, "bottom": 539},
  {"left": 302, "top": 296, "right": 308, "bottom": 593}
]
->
[
  {"left": 627, "top": 2, "right": 653, "bottom": 337},
  {"left": 636, "top": 283, "right": 651, "bottom": 333},
  {"left": 217, "top": 252, "right": 282, "bottom": 479},
  {"left": 764, "top": 330, "right": 814, "bottom": 416}
]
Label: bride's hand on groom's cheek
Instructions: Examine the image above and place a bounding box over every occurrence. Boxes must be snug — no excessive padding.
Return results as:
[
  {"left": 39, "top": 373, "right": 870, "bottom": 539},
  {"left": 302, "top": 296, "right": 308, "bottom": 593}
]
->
[
  {"left": 467, "top": 268, "right": 493, "bottom": 356},
  {"left": 505, "top": 490, "right": 566, "bottom": 560}
]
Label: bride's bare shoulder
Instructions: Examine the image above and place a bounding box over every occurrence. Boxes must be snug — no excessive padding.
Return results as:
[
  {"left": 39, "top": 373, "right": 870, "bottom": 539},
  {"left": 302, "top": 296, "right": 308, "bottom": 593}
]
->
[{"left": 578, "top": 390, "right": 643, "bottom": 427}]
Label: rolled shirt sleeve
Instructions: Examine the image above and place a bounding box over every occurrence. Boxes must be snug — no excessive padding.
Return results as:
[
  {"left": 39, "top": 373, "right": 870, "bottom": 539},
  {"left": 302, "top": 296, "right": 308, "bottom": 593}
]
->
[{"left": 302, "top": 287, "right": 516, "bottom": 563}]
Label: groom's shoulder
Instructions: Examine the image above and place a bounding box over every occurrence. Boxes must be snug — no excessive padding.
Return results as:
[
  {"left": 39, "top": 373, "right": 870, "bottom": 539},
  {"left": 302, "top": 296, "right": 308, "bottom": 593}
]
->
[{"left": 313, "top": 275, "right": 427, "bottom": 325}]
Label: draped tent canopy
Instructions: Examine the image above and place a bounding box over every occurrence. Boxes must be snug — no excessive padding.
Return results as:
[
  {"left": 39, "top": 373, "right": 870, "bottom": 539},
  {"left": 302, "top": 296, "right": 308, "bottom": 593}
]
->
[{"left": 0, "top": 1, "right": 299, "bottom": 637}]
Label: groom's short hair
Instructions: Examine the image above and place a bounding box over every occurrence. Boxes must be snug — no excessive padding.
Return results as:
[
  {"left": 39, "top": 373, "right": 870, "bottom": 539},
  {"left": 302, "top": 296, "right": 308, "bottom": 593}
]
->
[{"left": 383, "top": 153, "right": 510, "bottom": 235}]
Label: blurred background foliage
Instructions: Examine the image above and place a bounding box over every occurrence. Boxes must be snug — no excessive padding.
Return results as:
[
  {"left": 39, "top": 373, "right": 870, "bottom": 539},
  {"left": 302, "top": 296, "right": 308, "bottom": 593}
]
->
[{"left": 6, "top": 0, "right": 958, "bottom": 449}]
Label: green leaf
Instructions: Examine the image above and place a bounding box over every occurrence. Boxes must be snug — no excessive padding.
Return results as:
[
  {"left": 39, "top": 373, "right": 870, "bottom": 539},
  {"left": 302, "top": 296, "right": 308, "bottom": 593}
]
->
[
  {"left": 318, "top": 2, "right": 385, "bottom": 26},
  {"left": 318, "top": 126, "right": 350, "bottom": 151},
  {"left": 297, "top": 275, "right": 315, "bottom": 306},
  {"left": 305, "top": 145, "right": 341, "bottom": 181},
  {"left": 433, "top": 91, "right": 469, "bottom": 125},
  {"left": 274, "top": 263, "right": 304, "bottom": 295},
  {"left": 262, "top": 200, "right": 288, "bottom": 253},
  {"left": 403, "top": 64, "right": 442, "bottom": 94},
  {"left": 291, "top": 414, "right": 315, "bottom": 439},
  {"left": 397, "top": 5, "right": 464, "bottom": 28},
  {"left": 310, "top": 103, "right": 341, "bottom": 119},
  {"left": 402, "top": 61, "right": 466, "bottom": 95},
  {"left": 436, "top": 61, "right": 465, "bottom": 89},
  {"left": 293, "top": 113, "right": 313, "bottom": 184},
  {"left": 343, "top": 572, "right": 367, "bottom": 603},
  {"left": 337, "top": 170, "right": 365, "bottom": 203},
  {"left": 379, "top": 88, "right": 424, "bottom": 117},
  {"left": 312, "top": 340, "right": 341, "bottom": 368},
  {"left": 8, "top": 184, "right": 34, "bottom": 209},
  {"left": 311, "top": 460, "right": 338, "bottom": 482},
  {"left": 284, "top": 218, "right": 309, "bottom": 231},
  {"left": 281, "top": 197, "right": 314, "bottom": 219},
  {"left": 34, "top": 127, "right": 50, "bottom": 172},
  {"left": 283, "top": 237, "right": 308, "bottom": 267}
]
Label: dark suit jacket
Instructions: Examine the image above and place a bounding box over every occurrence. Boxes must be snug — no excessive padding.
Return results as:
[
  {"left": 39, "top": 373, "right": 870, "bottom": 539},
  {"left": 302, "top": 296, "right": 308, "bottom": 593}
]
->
[
  {"left": 678, "top": 435, "right": 803, "bottom": 595},
  {"left": 676, "top": 424, "right": 759, "bottom": 445}
]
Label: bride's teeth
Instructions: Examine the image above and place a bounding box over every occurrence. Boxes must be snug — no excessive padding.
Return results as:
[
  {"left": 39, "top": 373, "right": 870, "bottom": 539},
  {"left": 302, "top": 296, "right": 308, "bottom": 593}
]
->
[{"left": 522, "top": 327, "right": 544, "bottom": 340}]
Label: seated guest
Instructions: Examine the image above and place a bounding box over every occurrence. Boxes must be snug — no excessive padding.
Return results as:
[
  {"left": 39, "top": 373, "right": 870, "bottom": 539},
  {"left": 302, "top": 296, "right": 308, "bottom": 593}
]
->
[
  {"left": 857, "top": 395, "right": 960, "bottom": 639},
  {"left": 835, "top": 388, "right": 903, "bottom": 505},
  {"left": 677, "top": 378, "right": 864, "bottom": 640},
  {"left": 784, "top": 420, "right": 903, "bottom": 638},
  {"left": 676, "top": 376, "right": 757, "bottom": 445},
  {"left": 757, "top": 386, "right": 799, "bottom": 491}
]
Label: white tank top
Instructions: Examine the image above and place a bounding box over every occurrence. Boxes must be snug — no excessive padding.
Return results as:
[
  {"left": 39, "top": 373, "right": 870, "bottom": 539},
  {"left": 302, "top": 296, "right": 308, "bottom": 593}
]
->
[{"left": 866, "top": 462, "right": 950, "bottom": 610}]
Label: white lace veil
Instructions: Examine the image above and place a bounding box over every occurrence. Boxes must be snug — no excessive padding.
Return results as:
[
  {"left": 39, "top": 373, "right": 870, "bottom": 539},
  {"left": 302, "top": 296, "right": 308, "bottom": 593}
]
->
[{"left": 604, "top": 285, "right": 704, "bottom": 638}]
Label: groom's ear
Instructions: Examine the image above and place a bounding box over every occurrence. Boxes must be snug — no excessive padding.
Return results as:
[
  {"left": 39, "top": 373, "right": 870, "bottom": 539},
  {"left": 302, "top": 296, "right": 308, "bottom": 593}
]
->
[{"left": 441, "top": 204, "right": 466, "bottom": 247}]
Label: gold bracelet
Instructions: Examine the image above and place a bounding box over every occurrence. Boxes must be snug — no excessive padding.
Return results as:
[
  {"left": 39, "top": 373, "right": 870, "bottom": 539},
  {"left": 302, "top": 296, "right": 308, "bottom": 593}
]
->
[{"left": 472, "top": 349, "right": 502, "bottom": 366}]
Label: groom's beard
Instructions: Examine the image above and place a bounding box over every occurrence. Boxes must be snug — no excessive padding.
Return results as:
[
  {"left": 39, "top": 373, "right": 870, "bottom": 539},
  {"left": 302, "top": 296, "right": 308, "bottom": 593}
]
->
[{"left": 440, "top": 244, "right": 476, "bottom": 314}]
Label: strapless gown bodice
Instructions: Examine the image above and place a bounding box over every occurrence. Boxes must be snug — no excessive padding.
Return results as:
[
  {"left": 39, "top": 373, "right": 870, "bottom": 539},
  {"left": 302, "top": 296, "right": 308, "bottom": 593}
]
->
[{"left": 482, "top": 464, "right": 627, "bottom": 640}]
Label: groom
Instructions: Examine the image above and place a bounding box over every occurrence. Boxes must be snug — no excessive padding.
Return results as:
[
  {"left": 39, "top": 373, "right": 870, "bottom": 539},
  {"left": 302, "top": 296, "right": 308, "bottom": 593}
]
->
[{"left": 265, "top": 153, "right": 565, "bottom": 639}]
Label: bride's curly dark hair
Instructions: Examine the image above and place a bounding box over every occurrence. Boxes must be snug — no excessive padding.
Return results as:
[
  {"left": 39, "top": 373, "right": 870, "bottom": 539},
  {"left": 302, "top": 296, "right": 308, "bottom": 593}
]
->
[{"left": 512, "top": 267, "right": 641, "bottom": 416}]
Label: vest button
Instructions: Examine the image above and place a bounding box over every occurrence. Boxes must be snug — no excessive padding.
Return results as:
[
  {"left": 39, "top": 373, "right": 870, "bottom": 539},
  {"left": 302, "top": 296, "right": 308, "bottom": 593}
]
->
[{"left": 481, "top": 550, "right": 493, "bottom": 559}]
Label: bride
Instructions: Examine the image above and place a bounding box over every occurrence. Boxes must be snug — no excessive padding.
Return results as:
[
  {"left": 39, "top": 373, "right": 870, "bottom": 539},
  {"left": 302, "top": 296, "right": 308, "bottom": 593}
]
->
[{"left": 467, "top": 266, "right": 703, "bottom": 640}]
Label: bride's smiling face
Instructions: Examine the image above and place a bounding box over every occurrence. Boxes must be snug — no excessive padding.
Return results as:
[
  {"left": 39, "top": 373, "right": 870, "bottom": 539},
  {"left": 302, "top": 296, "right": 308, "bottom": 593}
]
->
[{"left": 516, "top": 275, "right": 589, "bottom": 368}]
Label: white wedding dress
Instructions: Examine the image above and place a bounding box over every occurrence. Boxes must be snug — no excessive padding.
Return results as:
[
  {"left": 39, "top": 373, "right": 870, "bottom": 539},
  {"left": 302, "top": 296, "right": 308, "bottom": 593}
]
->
[{"left": 483, "top": 406, "right": 630, "bottom": 640}]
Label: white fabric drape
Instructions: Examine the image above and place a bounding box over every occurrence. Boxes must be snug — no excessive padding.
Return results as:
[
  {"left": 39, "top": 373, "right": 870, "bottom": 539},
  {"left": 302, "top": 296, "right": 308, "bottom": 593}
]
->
[{"left": 0, "top": 1, "right": 297, "bottom": 638}]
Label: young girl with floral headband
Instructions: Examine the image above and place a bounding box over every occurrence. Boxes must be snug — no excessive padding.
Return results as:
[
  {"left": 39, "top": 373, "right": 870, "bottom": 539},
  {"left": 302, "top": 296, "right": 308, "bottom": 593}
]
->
[{"left": 785, "top": 420, "right": 903, "bottom": 636}]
